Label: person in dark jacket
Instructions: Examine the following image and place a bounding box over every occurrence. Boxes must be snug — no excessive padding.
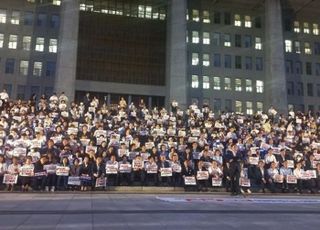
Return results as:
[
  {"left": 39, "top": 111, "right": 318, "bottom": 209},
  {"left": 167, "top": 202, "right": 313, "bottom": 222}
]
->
[
  {"left": 33, "top": 156, "right": 48, "bottom": 191},
  {"left": 226, "top": 143, "right": 242, "bottom": 195},
  {"left": 79, "top": 156, "right": 93, "bottom": 191}
]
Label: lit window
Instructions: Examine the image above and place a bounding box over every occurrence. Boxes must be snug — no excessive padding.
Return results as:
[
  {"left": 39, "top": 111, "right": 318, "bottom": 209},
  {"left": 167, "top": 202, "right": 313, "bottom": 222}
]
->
[
  {"left": 304, "top": 42, "right": 311, "bottom": 55},
  {"left": 20, "top": 60, "right": 29, "bottom": 76},
  {"left": 203, "top": 10, "right": 210, "bottom": 23},
  {"left": 224, "top": 34, "right": 231, "bottom": 47},
  {"left": 35, "top": 37, "right": 44, "bottom": 52},
  {"left": 0, "top": 33, "right": 3, "bottom": 48},
  {"left": 256, "top": 80, "right": 264, "bottom": 93},
  {"left": 203, "top": 76, "right": 210, "bottom": 89},
  {"left": 246, "top": 101, "right": 253, "bottom": 115},
  {"left": 294, "top": 41, "right": 301, "bottom": 54},
  {"left": 138, "top": 5, "right": 145, "bottom": 18},
  {"left": 33, "top": 62, "right": 42, "bottom": 76},
  {"left": 53, "top": 0, "right": 61, "bottom": 6},
  {"left": 191, "top": 75, "right": 199, "bottom": 88},
  {"left": 80, "top": 4, "right": 86, "bottom": 11},
  {"left": 22, "top": 36, "right": 31, "bottom": 51},
  {"left": 192, "top": 53, "right": 199, "bottom": 65},
  {"left": 246, "top": 79, "right": 252, "bottom": 92},
  {"left": 49, "top": 39, "right": 58, "bottom": 53},
  {"left": 0, "top": 9, "right": 6, "bottom": 23},
  {"left": 257, "top": 102, "right": 263, "bottom": 112},
  {"left": 186, "top": 9, "right": 189, "bottom": 21},
  {"left": 244, "top": 15, "right": 251, "bottom": 28},
  {"left": 313, "top": 23, "right": 319, "bottom": 35},
  {"left": 192, "top": 9, "right": 199, "bottom": 22},
  {"left": 192, "top": 31, "right": 199, "bottom": 43},
  {"left": 235, "top": 101, "right": 242, "bottom": 113},
  {"left": 234, "top": 14, "right": 241, "bottom": 27},
  {"left": 203, "top": 54, "right": 210, "bottom": 66},
  {"left": 255, "top": 37, "right": 262, "bottom": 50},
  {"left": 8, "top": 35, "right": 18, "bottom": 49},
  {"left": 213, "top": 77, "right": 221, "bottom": 90},
  {"left": 159, "top": 8, "right": 166, "bottom": 20},
  {"left": 235, "top": 79, "right": 242, "bottom": 91},
  {"left": 303, "top": 22, "right": 310, "bottom": 34},
  {"left": 224, "top": 78, "right": 231, "bottom": 90},
  {"left": 294, "top": 21, "right": 300, "bottom": 33},
  {"left": 11, "top": 11, "right": 20, "bottom": 25},
  {"left": 285, "top": 40, "right": 292, "bottom": 52},
  {"left": 203, "top": 32, "right": 210, "bottom": 44},
  {"left": 145, "top": 6, "right": 152, "bottom": 19}
]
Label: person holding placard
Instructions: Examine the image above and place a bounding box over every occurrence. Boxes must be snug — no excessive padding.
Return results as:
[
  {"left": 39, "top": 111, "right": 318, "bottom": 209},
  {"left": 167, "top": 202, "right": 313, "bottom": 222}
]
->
[
  {"left": 118, "top": 156, "right": 132, "bottom": 186},
  {"left": 106, "top": 155, "right": 119, "bottom": 186},
  {"left": 92, "top": 156, "right": 105, "bottom": 190},
  {"left": 171, "top": 153, "right": 182, "bottom": 187},
  {"left": 158, "top": 154, "right": 171, "bottom": 186},
  {"left": 79, "top": 156, "right": 93, "bottom": 191},
  {"left": 131, "top": 155, "right": 144, "bottom": 185},
  {"left": 144, "top": 156, "right": 158, "bottom": 186},
  {"left": 56, "top": 157, "right": 70, "bottom": 191},
  {"left": 209, "top": 160, "right": 223, "bottom": 188},
  {"left": 0, "top": 155, "right": 7, "bottom": 190},
  {"left": 248, "top": 160, "right": 269, "bottom": 193},
  {"left": 45, "top": 153, "right": 58, "bottom": 192},
  {"left": 20, "top": 156, "right": 34, "bottom": 192},
  {"left": 279, "top": 160, "right": 293, "bottom": 193},
  {"left": 196, "top": 160, "right": 209, "bottom": 192},
  {"left": 7, "top": 157, "right": 21, "bottom": 192},
  {"left": 33, "top": 156, "right": 48, "bottom": 191}
]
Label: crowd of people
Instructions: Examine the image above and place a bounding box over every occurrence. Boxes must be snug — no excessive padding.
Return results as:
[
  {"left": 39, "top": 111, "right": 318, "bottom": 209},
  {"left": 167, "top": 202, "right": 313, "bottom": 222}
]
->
[{"left": 0, "top": 89, "right": 319, "bottom": 195}]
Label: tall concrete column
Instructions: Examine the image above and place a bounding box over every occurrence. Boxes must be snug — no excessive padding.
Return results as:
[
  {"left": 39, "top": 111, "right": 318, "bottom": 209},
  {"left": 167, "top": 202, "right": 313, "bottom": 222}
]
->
[
  {"left": 165, "top": 0, "right": 188, "bottom": 110},
  {"left": 55, "top": 0, "right": 80, "bottom": 103},
  {"left": 265, "top": 0, "right": 288, "bottom": 114}
]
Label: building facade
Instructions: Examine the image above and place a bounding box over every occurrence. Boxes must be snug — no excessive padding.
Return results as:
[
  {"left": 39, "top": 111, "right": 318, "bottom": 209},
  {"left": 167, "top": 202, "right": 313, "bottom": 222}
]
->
[{"left": 0, "top": 0, "right": 319, "bottom": 114}]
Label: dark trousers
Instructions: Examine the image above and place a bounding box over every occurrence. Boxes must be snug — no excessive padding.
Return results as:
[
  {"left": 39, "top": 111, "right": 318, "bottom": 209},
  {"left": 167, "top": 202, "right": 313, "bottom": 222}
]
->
[
  {"left": 33, "top": 176, "right": 47, "bottom": 191},
  {"left": 230, "top": 170, "right": 240, "bottom": 194},
  {"left": 131, "top": 170, "right": 144, "bottom": 185},
  {"left": 144, "top": 173, "right": 157, "bottom": 186},
  {"left": 57, "top": 176, "right": 68, "bottom": 190}
]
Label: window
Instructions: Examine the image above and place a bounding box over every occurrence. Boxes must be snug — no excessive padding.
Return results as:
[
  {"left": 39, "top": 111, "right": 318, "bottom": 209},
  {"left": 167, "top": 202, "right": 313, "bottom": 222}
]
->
[
  {"left": 203, "top": 32, "right": 210, "bottom": 44},
  {"left": 46, "top": 61, "right": 56, "bottom": 77},
  {"left": 255, "top": 37, "right": 262, "bottom": 50},
  {"left": 213, "top": 98, "right": 221, "bottom": 112},
  {"left": 245, "top": 56, "right": 252, "bottom": 70},
  {"left": 145, "top": 6, "right": 152, "bottom": 19},
  {"left": 192, "top": 31, "right": 199, "bottom": 43},
  {"left": 191, "top": 75, "right": 199, "bottom": 88},
  {"left": 224, "top": 78, "right": 231, "bottom": 90},
  {"left": 287, "top": 81, "right": 294, "bottom": 95},
  {"left": 244, "top": 35, "right": 252, "bottom": 48},
  {"left": 297, "top": 82, "right": 304, "bottom": 96},
  {"left": 316, "top": 63, "right": 320, "bottom": 76},
  {"left": 0, "top": 9, "right": 6, "bottom": 23},
  {"left": 22, "top": 36, "right": 31, "bottom": 51},
  {"left": 203, "top": 54, "right": 210, "bottom": 67},
  {"left": 20, "top": 60, "right": 29, "bottom": 76},
  {"left": 254, "top": 17, "right": 261, "bottom": 28},
  {"left": 256, "top": 80, "right": 264, "bottom": 93},
  {"left": 213, "top": 77, "right": 221, "bottom": 90},
  {"left": 245, "top": 16, "right": 251, "bottom": 28},
  {"left": 294, "top": 41, "right": 301, "bottom": 54},
  {"left": 313, "top": 23, "right": 319, "bottom": 35},
  {"left": 24, "top": 12, "right": 33, "bottom": 25},
  {"left": 315, "top": 42, "right": 320, "bottom": 55},
  {"left": 8, "top": 35, "right": 18, "bottom": 49},
  {"left": 307, "top": 83, "right": 313, "bottom": 97},
  {"left": 213, "top": 53, "right": 221, "bottom": 67},
  {"left": 35, "top": 37, "right": 44, "bottom": 52},
  {"left": 235, "top": 79, "right": 242, "bottom": 91},
  {"left": 235, "top": 56, "right": 242, "bottom": 69},
  {"left": 235, "top": 101, "right": 242, "bottom": 113},
  {"left": 257, "top": 102, "right": 263, "bottom": 112},
  {"left": 225, "top": 99, "right": 232, "bottom": 112},
  {"left": 303, "top": 22, "right": 310, "bottom": 34},
  {"left": 53, "top": 0, "right": 61, "bottom": 5},
  {"left": 256, "top": 57, "right": 263, "bottom": 71},
  {"left": 33, "top": 62, "right": 42, "bottom": 76},
  {"left": 234, "top": 14, "right": 241, "bottom": 26},
  {"left": 213, "top": 11, "right": 220, "bottom": 24},
  {"left": 246, "top": 102, "right": 253, "bottom": 115},
  {"left": 0, "top": 33, "right": 3, "bottom": 48},
  {"left": 246, "top": 79, "right": 252, "bottom": 92},
  {"left": 49, "top": 39, "right": 58, "bottom": 53},
  {"left": 224, "top": 34, "right": 231, "bottom": 47},
  {"left": 17, "top": 85, "right": 26, "bottom": 100},
  {"left": 5, "top": 59, "right": 15, "bottom": 74},
  {"left": 3, "top": 84, "right": 12, "bottom": 97},
  {"left": 138, "top": 5, "right": 145, "bottom": 18},
  {"left": 192, "top": 9, "right": 199, "bottom": 22},
  {"left": 11, "top": 11, "right": 20, "bottom": 25},
  {"left": 285, "top": 40, "right": 292, "bottom": 52},
  {"left": 50, "top": 15, "right": 59, "bottom": 28},
  {"left": 213, "top": 32, "right": 220, "bottom": 46},
  {"left": 203, "top": 10, "right": 210, "bottom": 23},
  {"left": 294, "top": 21, "right": 300, "bottom": 33},
  {"left": 305, "top": 42, "right": 311, "bottom": 54},
  {"left": 224, "top": 12, "right": 231, "bottom": 25},
  {"left": 286, "top": 60, "right": 293, "bottom": 73},
  {"left": 192, "top": 53, "right": 199, "bottom": 66},
  {"left": 317, "top": 84, "right": 320, "bottom": 97},
  {"left": 306, "top": 62, "right": 312, "bottom": 75},
  {"left": 37, "top": 13, "right": 46, "bottom": 26},
  {"left": 224, "top": 55, "right": 232, "bottom": 68},
  {"left": 296, "top": 61, "right": 303, "bottom": 74},
  {"left": 235, "top": 34, "right": 241, "bottom": 47},
  {"left": 203, "top": 76, "right": 210, "bottom": 89}
]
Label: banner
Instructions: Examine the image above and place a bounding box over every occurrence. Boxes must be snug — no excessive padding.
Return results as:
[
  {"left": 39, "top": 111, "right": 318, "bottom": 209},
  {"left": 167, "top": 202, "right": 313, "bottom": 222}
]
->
[
  {"left": 119, "top": 164, "right": 132, "bottom": 173},
  {"left": 239, "top": 177, "right": 251, "bottom": 187},
  {"left": 286, "top": 175, "right": 297, "bottom": 184},
  {"left": 192, "top": 152, "right": 201, "bottom": 160},
  {"left": 3, "top": 174, "right": 18, "bottom": 184},
  {"left": 172, "top": 163, "right": 182, "bottom": 173},
  {"left": 133, "top": 160, "right": 143, "bottom": 170},
  {"left": 274, "top": 174, "right": 284, "bottom": 183},
  {"left": 146, "top": 164, "right": 158, "bottom": 174},
  {"left": 212, "top": 178, "right": 223, "bottom": 187},
  {"left": 44, "top": 164, "right": 57, "bottom": 174},
  {"left": 140, "top": 153, "right": 150, "bottom": 161},
  {"left": 306, "top": 170, "right": 317, "bottom": 179},
  {"left": 95, "top": 177, "right": 107, "bottom": 188},
  {"left": 80, "top": 175, "right": 92, "bottom": 182},
  {"left": 249, "top": 157, "right": 259, "bottom": 165},
  {"left": 56, "top": 166, "right": 70, "bottom": 176},
  {"left": 160, "top": 168, "right": 172, "bottom": 177},
  {"left": 68, "top": 176, "right": 81, "bottom": 186},
  {"left": 196, "top": 171, "right": 209, "bottom": 180},
  {"left": 20, "top": 166, "right": 34, "bottom": 177},
  {"left": 85, "top": 146, "right": 97, "bottom": 154},
  {"left": 34, "top": 171, "right": 47, "bottom": 177},
  {"left": 287, "top": 160, "right": 294, "bottom": 169},
  {"left": 184, "top": 176, "right": 196, "bottom": 185},
  {"left": 145, "top": 142, "right": 154, "bottom": 150},
  {"left": 128, "top": 152, "right": 138, "bottom": 160},
  {"left": 106, "top": 164, "right": 118, "bottom": 174}
]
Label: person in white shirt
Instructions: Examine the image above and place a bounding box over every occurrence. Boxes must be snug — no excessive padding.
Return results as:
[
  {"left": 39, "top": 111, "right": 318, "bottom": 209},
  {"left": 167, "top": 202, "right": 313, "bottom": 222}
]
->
[
  {"left": 264, "top": 148, "right": 278, "bottom": 167},
  {"left": 0, "top": 155, "right": 7, "bottom": 189},
  {"left": 293, "top": 161, "right": 304, "bottom": 193}
]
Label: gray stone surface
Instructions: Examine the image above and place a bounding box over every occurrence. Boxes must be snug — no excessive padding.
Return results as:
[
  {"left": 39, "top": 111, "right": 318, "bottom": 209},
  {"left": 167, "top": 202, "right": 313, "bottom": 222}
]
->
[{"left": 0, "top": 193, "right": 319, "bottom": 230}]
